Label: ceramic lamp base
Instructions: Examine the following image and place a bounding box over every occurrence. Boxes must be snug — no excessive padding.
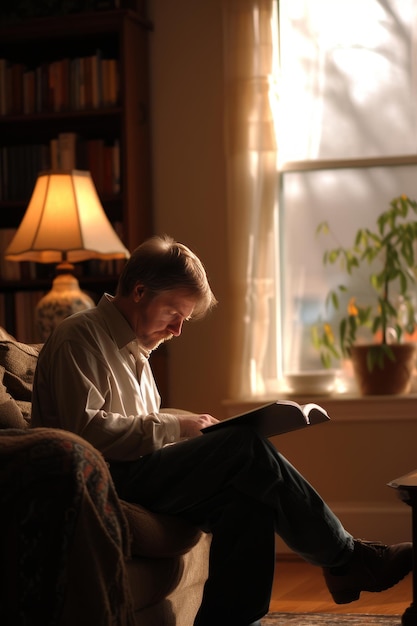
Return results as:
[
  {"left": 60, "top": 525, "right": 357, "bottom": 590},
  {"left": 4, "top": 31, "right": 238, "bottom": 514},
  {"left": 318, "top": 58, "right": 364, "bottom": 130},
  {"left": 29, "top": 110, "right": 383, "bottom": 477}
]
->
[{"left": 36, "top": 272, "right": 95, "bottom": 341}]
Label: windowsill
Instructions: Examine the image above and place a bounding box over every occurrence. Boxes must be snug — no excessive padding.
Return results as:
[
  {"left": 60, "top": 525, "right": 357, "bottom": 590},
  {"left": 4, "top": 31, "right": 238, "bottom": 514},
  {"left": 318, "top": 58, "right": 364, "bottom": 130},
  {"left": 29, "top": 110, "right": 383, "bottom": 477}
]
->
[{"left": 223, "top": 392, "right": 417, "bottom": 422}]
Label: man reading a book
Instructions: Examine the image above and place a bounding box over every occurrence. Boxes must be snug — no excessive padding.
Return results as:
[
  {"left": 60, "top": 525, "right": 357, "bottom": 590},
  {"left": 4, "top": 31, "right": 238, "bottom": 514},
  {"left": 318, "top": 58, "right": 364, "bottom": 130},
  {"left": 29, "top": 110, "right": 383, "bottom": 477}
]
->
[{"left": 32, "top": 235, "right": 412, "bottom": 626}]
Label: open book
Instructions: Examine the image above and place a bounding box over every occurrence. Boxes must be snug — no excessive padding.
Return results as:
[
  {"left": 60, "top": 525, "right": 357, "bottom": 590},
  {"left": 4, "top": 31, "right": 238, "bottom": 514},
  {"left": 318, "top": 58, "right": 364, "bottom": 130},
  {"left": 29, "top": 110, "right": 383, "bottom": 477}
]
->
[{"left": 201, "top": 400, "right": 330, "bottom": 438}]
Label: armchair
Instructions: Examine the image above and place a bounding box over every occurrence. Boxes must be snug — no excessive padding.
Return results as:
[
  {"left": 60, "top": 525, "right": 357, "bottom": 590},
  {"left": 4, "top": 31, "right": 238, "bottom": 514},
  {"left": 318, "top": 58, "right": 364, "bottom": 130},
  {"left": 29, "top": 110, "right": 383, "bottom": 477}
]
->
[{"left": 0, "top": 333, "right": 210, "bottom": 625}]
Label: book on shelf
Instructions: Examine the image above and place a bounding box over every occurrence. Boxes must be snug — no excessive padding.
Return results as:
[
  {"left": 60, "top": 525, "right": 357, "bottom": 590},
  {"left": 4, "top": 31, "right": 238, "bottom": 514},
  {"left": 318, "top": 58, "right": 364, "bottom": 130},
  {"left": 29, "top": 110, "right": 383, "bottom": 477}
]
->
[
  {"left": 0, "top": 146, "right": 7, "bottom": 201},
  {"left": 23, "top": 68, "right": 36, "bottom": 115},
  {"left": 84, "top": 53, "right": 101, "bottom": 109},
  {"left": 9, "top": 63, "right": 25, "bottom": 115},
  {"left": 50, "top": 133, "right": 76, "bottom": 170},
  {"left": 87, "top": 138, "right": 105, "bottom": 192},
  {"left": 48, "top": 58, "right": 71, "bottom": 113},
  {"left": 0, "top": 143, "right": 48, "bottom": 201},
  {"left": 57, "top": 132, "right": 77, "bottom": 170},
  {"left": 50, "top": 138, "right": 59, "bottom": 170},
  {"left": 35, "top": 63, "right": 49, "bottom": 113},
  {"left": 0, "top": 134, "right": 121, "bottom": 199},
  {"left": 102, "top": 58, "right": 119, "bottom": 106},
  {"left": 0, "top": 59, "right": 6, "bottom": 116},
  {"left": 14, "top": 291, "right": 44, "bottom": 344},
  {"left": 112, "top": 139, "right": 120, "bottom": 193},
  {"left": 85, "top": 138, "right": 120, "bottom": 195},
  {"left": 201, "top": 400, "right": 330, "bottom": 438},
  {"left": 84, "top": 56, "right": 94, "bottom": 110},
  {"left": 0, "top": 228, "right": 20, "bottom": 280}
]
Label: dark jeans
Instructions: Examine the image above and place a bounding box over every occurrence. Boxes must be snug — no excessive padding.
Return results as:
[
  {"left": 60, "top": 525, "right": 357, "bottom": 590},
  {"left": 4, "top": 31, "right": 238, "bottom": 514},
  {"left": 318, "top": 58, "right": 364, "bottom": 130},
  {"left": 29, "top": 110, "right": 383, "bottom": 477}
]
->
[{"left": 109, "top": 426, "right": 353, "bottom": 626}]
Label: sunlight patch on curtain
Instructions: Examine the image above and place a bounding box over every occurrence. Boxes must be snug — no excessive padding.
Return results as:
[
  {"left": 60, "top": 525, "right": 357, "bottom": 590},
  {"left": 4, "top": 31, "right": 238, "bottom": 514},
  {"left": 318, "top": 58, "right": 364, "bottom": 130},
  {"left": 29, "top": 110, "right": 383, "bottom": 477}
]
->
[{"left": 223, "top": 0, "right": 281, "bottom": 399}]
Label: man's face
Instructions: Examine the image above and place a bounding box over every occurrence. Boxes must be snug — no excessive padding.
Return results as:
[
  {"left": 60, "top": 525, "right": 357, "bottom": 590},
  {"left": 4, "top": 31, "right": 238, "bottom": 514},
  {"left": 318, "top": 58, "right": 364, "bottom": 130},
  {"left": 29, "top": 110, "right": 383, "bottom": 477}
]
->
[{"left": 133, "top": 287, "right": 197, "bottom": 350}]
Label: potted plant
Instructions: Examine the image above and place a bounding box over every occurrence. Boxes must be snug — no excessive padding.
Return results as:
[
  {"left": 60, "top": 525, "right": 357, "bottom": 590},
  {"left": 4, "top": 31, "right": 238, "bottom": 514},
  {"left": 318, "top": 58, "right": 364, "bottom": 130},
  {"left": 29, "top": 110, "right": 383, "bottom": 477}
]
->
[{"left": 311, "top": 194, "right": 417, "bottom": 395}]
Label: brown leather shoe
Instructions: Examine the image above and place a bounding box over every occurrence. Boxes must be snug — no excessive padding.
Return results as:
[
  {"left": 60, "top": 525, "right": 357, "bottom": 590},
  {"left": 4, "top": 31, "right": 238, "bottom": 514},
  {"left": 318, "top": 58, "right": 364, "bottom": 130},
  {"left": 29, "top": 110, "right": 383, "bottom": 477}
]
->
[{"left": 323, "top": 539, "right": 412, "bottom": 604}]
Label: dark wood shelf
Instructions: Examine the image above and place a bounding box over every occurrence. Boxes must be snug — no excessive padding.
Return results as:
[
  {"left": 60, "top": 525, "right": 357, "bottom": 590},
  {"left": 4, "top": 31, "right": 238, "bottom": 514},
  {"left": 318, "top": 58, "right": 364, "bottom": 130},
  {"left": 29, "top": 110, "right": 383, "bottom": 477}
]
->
[
  {"left": 0, "top": 107, "right": 122, "bottom": 123},
  {"left": 0, "top": 9, "right": 152, "bottom": 43},
  {"left": 0, "top": 108, "right": 123, "bottom": 142},
  {"left": 0, "top": 275, "right": 119, "bottom": 293}
]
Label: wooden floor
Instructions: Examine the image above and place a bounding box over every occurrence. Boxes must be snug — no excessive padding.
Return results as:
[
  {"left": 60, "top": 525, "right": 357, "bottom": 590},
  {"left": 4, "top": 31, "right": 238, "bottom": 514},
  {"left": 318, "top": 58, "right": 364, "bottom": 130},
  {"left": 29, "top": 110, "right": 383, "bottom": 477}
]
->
[{"left": 269, "top": 558, "right": 413, "bottom": 615}]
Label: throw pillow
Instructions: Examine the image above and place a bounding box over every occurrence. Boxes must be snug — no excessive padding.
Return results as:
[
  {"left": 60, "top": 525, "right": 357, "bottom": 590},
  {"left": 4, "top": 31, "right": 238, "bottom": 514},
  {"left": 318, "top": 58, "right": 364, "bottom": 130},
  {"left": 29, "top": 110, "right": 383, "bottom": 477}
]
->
[
  {"left": 0, "top": 365, "right": 26, "bottom": 429},
  {"left": 0, "top": 340, "right": 42, "bottom": 425}
]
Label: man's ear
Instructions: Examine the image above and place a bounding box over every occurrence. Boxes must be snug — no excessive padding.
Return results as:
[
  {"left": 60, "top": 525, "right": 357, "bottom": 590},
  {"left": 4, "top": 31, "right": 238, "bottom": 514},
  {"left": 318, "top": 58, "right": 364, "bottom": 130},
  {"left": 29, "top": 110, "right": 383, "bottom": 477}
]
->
[{"left": 134, "top": 284, "right": 145, "bottom": 302}]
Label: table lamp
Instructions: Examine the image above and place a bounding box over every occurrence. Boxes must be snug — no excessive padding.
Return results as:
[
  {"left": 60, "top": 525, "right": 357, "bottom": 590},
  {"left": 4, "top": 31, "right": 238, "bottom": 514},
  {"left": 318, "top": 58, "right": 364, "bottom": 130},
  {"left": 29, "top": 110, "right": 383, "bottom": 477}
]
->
[{"left": 5, "top": 170, "right": 130, "bottom": 340}]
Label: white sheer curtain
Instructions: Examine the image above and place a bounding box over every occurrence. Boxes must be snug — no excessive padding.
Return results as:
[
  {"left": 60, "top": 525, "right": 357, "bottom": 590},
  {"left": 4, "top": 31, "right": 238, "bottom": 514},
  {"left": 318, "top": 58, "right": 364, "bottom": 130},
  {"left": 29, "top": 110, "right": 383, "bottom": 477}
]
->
[{"left": 223, "top": 0, "right": 281, "bottom": 399}]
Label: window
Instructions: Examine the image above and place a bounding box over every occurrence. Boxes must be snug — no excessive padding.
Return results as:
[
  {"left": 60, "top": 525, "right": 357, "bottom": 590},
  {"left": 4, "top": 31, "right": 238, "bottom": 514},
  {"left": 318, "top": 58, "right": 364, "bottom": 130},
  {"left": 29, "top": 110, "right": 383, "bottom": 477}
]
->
[{"left": 278, "top": 0, "right": 417, "bottom": 379}]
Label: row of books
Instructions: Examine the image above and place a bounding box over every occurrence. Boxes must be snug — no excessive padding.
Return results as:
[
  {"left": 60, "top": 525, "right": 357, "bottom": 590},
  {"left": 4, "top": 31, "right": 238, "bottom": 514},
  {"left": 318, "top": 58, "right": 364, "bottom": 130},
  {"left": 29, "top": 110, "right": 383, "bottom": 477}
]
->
[
  {"left": 0, "top": 132, "right": 121, "bottom": 201},
  {"left": 0, "top": 51, "right": 119, "bottom": 116},
  {"left": 0, "top": 229, "right": 21, "bottom": 281},
  {"left": 0, "top": 224, "right": 126, "bottom": 282},
  {"left": 49, "top": 132, "right": 121, "bottom": 196}
]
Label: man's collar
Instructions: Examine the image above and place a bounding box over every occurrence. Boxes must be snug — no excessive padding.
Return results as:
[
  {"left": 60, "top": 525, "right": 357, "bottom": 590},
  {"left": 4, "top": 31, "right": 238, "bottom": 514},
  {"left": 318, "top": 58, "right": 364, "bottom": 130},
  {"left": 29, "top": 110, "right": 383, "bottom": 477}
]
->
[
  {"left": 98, "top": 294, "right": 136, "bottom": 349},
  {"left": 98, "top": 294, "right": 152, "bottom": 359}
]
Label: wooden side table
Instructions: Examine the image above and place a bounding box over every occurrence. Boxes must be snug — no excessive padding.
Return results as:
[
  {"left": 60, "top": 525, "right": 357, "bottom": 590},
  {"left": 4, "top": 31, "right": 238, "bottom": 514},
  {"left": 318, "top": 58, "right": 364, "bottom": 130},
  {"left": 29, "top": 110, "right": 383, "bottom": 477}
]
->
[{"left": 388, "top": 470, "right": 417, "bottom": 626}]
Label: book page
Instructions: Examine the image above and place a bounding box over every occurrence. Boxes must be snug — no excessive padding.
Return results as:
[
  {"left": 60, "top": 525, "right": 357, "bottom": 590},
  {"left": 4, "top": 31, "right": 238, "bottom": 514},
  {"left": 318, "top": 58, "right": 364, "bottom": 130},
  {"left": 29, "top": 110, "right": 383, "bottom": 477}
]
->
[
  {"left": 202, "top": 400, "right": 330, "bottom": 437},
  {"left": 301, "top": 403, "right": 330, "bottom": 424}
]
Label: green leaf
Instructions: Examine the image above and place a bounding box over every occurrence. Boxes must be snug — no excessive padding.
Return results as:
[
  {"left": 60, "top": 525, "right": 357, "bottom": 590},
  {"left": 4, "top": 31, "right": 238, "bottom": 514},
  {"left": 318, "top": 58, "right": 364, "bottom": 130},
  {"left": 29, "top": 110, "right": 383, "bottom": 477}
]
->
[
  {"left": 328, "top": 249, "right": 340, "bottom": 264},
  {"left": 330, "top": 291, "right": 339, "bottom": 310},
  {"left": 316, "top": 222, "right": 330, "bottom": 236}
]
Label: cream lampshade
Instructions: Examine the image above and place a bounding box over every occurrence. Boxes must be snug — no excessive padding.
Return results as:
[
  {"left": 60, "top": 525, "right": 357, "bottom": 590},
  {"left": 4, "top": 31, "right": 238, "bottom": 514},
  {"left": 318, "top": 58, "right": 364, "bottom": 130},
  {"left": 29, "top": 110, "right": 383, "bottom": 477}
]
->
[{"left": 5, "top": 170, "right": 130, "bottom": 340}]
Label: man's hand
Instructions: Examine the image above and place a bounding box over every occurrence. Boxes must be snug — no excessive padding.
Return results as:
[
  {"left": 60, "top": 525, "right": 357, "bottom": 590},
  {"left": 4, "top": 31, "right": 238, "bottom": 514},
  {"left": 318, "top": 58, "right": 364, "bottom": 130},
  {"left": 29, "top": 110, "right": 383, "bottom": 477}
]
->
[{"left": 176, "top": 413, "right": 220, "bottom": 438}]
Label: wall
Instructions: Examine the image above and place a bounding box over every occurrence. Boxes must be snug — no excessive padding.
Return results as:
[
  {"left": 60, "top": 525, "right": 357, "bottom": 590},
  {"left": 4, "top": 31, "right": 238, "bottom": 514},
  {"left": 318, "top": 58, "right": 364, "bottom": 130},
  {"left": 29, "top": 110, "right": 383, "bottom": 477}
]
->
[
  {"left": 149, "top": 0, "right": 229, "bottom": 418},
  {"left": 227, "top": 395, "right": 417, "bottom": 551},
  {"left": 148, "top": 0, "right": 416, "bottom": 550}
]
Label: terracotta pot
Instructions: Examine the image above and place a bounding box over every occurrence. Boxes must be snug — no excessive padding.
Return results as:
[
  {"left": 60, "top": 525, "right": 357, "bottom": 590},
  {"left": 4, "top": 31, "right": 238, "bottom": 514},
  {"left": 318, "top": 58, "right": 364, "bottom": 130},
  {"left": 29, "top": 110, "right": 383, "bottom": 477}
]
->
[{"left": 350, "top": 343, "right": 417, "bottom": 395}]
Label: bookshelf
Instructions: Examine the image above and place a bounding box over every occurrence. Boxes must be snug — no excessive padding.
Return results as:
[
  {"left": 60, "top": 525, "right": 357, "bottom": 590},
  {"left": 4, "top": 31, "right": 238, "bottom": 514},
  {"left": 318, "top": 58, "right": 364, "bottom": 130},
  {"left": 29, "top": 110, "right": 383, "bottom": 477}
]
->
[{"left": 0, "top": 8, "right": 153, "bottom": 343}]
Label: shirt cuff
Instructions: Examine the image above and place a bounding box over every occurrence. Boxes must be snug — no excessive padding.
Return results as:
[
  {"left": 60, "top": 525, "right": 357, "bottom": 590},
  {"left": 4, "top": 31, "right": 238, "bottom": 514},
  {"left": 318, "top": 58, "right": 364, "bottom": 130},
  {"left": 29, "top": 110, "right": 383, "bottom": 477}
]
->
[{"left": 158, "top": 412, "right": 181, "bottom": 444}]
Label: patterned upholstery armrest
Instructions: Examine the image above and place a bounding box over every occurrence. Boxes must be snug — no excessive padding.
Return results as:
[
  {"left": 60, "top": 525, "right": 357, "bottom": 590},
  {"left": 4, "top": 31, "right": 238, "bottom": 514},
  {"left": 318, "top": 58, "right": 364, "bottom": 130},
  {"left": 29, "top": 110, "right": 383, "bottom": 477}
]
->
[
  {"left": 0, "top": 428, "right": 135, "bottom": 625},
  {"left": 0, "top": 339, "right": 42, "bottom": 428}
]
